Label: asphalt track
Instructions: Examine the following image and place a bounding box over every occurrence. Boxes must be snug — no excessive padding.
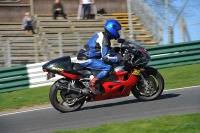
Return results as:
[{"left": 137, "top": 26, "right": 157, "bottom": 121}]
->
[{"left": 0, "top": 86, "right": 200, "bottom": 133}]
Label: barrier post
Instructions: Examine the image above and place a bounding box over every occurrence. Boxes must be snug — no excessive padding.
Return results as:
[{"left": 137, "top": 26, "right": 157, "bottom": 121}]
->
[
  {"left": 58, "top": 32, "right": 63, "bottom": 57},
  {"left": 77, "top": 4, "right": 82, "bottom": 20},
  {"left": 77, "top": 32, "right": 81, "bottom": 51},
  {"left": 126, "top": 0, "right": 134, "bottom": 41},
  {"left": 6, "top": 40, "right": 11, "bottom": 67},
  {"left": 34, "top": 36, "right": 39, "bottom": 63},
  {"left": 93, "top": 5, "right": 98, "bottom": 19}
]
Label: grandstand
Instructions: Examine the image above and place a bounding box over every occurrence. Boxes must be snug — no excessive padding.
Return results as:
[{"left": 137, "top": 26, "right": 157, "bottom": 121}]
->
[{"left": 0, "top": 0, "right": 164, "bottom": 67}]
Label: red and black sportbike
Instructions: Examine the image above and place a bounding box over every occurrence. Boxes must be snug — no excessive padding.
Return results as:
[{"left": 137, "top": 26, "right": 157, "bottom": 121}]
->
[{"left": 42, "top": 39, "right": 164, "bottom": 113}]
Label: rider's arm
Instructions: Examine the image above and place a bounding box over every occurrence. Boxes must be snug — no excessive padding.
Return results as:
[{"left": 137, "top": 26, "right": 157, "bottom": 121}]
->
[
  {"left": 96, "top": 33, "right": 120, "bottom": 64},
  {"left": 102, "top": 45, "right": 119, "bottom": 64},
  {"left": 110, "top": 47, "right": 121, "bottom": 57}
]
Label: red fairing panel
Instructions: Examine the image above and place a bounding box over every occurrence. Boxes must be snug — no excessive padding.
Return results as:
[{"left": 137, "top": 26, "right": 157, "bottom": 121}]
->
[
  {"left": 89, "top": 70, "right": 139, "bottom": 101},
  {"left": 60, "top": 72, "right": 82, "bottom": 79}
]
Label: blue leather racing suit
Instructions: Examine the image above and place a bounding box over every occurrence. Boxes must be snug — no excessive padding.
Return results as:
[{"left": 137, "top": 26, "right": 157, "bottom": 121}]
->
[{"left": 77, "top": 32, "right": 121, "bottom": 79}]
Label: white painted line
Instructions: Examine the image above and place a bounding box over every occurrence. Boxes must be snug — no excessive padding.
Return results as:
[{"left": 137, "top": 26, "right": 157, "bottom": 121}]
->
[
  {"left": 164, "top": 85, "right": 200, "bottom": 91},
  {"left": 0, "top": 106, "right": 52, "bottom": 117},
  {"left": 0, "top": 85, "right": 199, "bottom": 117}
]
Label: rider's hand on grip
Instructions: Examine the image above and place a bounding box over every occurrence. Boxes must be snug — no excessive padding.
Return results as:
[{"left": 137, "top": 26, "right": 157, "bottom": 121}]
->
[
  {"left": 117, "top": 56, "right": 123, "bottom": 64},
  {"left": 123, "top": 49, "right": 130, "bottom": 62}
]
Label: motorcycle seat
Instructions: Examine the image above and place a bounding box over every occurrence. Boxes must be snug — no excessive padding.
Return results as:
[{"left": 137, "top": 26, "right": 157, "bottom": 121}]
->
[{"left": 72, "top": 63, "right": 87, "bottom": 71}]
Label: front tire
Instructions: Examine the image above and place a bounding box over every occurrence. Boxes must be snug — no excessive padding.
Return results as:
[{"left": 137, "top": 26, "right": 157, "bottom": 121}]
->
[
  {"left": 49, "top": 79, "right": 85, "bottom": 113},
  {"left": 131, "top": 67, "right": 164, "bottom": 101}
]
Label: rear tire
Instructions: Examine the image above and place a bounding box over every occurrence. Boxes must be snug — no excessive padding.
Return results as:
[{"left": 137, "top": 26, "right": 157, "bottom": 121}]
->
[
  {"left": 49, "top": 79, "right": 85, "bottom": 113},
  {"left": 131, "top": 67, "right": 164, "bottom": 101}
]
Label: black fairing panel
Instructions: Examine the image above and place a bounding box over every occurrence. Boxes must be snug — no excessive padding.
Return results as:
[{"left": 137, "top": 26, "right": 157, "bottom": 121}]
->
[
  {"left": 72, "top": 63, "right": 87, "bottom": 71},
  {"left": 72, "top": 63, "right": 92, "bottom": 76},
  {"left": 42, "top": 56, "right": 80, "bottom": 74},
  {"left": 77, "top": 70, "right": 92, "bottom": 76},
  {"left": 72, "top": 63, "right": 101, "bottom": 77},
  {"left": 91, "top": 70, "right": 101, "bottom": 77}
]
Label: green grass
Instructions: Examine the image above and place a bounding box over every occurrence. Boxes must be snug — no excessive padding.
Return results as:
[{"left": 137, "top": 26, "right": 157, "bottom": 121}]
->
[
  {"left": 0, "top": 64, "right": 200, "bottom": 112},
  {"left": 54, "top": 113, "right": 200, "bottom": 133},
  {"left": 0, "top": 86, "right": 50, "bottom": 111},
  {"left": 158, "top": 64, "right": 200, "bottom": 89}
]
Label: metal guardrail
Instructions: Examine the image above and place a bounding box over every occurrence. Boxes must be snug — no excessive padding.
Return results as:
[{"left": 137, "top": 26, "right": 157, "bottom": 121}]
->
[
  {"left": 0, "top": 40, "right": 200, "bottom": 93},
  {"left": 0, "top": 57, "right": 77, "bottom": 93},
  {"left": 147, "top": 40, "right": 200, "bottom": 68}
]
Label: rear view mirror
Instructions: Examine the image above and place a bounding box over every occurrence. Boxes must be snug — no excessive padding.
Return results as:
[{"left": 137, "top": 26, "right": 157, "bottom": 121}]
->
[{"left": 117, "top": 38, "right": 125, "bottom": 43}]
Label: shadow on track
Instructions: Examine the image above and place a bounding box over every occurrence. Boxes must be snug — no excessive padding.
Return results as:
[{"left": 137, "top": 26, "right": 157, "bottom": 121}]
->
[
  {"left": 157, "top": 93, "right": 180, "bottom": 100},
  {"left": 81, "top": 93, "right": 180, "bottom": 111}
]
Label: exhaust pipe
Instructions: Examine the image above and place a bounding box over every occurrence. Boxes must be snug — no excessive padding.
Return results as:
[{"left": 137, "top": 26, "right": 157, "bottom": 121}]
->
[{"left": 56, "top": 83, "right": 93, "bottom": 98}]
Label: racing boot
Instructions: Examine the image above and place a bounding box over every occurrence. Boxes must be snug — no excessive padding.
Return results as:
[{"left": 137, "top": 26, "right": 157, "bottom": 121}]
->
[{"left": 90, "top": 78, "right": 101, "bottom": 95}]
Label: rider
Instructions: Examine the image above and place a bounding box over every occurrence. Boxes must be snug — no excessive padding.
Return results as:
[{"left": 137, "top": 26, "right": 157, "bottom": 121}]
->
[{"left": 77, "top": 19, "right": 123, "bottom": 95}]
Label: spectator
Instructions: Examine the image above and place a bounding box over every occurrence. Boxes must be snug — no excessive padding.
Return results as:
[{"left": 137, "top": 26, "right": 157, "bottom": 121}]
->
[
  {"left": 79, "top": 0, "right": 95, "bottom": 19},
  {"left": 52, "top": 0, "right": 67, "bottom": 20},
  {"left": 21, "top": 12, "right": 35, "bottom": 35},
  {"left": 97, "top": 8, "right": 107, "bottom": 14}
]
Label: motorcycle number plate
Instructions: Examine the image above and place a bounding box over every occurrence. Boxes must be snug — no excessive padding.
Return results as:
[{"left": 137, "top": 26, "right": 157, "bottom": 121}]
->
[{"left": 132, "top": 69, "right": 141, "bottom": 75}]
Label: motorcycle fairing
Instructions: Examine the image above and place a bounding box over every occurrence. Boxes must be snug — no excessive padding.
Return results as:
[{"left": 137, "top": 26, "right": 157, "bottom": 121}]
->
[
  {"left": 42, "top": 56, "right": 80, "bottom": 73},
  {"left": 59, "top": 72, "right": 83, "bottom": 79},
  {"left": 72, "top": 63, "right": 101, "bottom": 77},
  {"left": 88, "top": 70, "right": 139, "bottom": 101}
]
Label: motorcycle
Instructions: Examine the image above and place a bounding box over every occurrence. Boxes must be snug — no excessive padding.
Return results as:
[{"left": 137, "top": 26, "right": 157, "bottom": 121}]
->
[{"left": 42, "top": 39, "right": 164, "bottom": 113}]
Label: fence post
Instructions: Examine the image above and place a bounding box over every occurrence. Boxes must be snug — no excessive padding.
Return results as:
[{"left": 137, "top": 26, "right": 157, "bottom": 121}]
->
[
  {"left": 2, "top": 42, "right": 6, "bottom": 67},
  {"left": 58, "top": 32, "right": 63, "bottom": 57},
  {"left": 77, "top": 32, "right": 81, "bottom": 51},
  {"left": 77, "top": 4, "right": 82, "bottom": 20},
  {"left": 39, "top": 33, "right": 49, "bottom": 61},
  {"left": 30, "top": 0, "right": 34, "bottom": 15},
  {"left": 120, "top": 29, "right": 125, "bottom": 39},
  {"left": 46, "top": 38, "right": 51, "bottom": 60},
  {"left": 126, "top": 0, "right": 134, "bottom": 41},
  {"left": 34, "top": 36, "right": 39, "bottom": 63},
  {"left": 6, "top": 40, "right": 11, "bottom": 67},
  {"left": 93, "top": 5, "right": 98, "bottom": 19}
]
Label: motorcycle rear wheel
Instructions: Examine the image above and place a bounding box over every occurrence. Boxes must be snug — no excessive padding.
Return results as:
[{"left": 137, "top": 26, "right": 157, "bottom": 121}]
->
[
  {"left": 131, "top": 67, "right": 164, "bottom": 101},
  {"left": 49, "top": 80, "right": 85, "bottom": 113}
]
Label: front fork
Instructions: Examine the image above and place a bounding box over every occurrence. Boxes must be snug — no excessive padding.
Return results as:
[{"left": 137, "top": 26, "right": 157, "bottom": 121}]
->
[
  {"left": 139, "top": 69, "right": 152, "bottom": 92},
  {"left": 140, "top": 73, "right": 149, "bottom": 87},
  {"left": 133, "top": 68, "right": 150, "bottom": 89},
  {"left": 140, "top": 71, "right": 155, "bottom": 95}
]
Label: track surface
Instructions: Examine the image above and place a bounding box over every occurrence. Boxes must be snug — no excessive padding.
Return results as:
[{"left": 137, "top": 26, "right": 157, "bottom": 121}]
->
[{"left": 0, "top": 87, "right": 200, "bottom": 133}]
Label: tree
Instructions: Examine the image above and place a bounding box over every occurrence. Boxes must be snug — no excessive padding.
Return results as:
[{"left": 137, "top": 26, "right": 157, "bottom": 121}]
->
[
  {"left": 144, "top": 0, "right": 200, "bottom": 20},
  {"left": 144, "top": 0, "right": 200, "bottom": 43}
]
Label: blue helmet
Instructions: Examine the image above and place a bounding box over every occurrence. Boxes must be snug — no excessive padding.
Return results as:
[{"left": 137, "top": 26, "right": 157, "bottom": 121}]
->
[{"left": 104, "top": 20, "right": 121, "bottom": 40}]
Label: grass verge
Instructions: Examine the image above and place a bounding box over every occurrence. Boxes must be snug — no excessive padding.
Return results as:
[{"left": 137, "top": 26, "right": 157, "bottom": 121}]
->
[
  {"left": 0, "top": 64, "right": 200, "bottom": 112},
  {"left": 0, "top": 86, "right": 50, "bottom": 112},
  {"left": 158, "top": 64, "right": 200, "bottom": 89},
  {"left": 54, "top": 113, "right": 200, "bottom": 133}
]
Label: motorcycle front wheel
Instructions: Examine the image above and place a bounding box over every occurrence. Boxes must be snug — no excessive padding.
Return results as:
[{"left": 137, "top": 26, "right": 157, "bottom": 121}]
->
[
  {"left": 131, "top": 67, "right": 164, "bottom": 101},
  {"left": 49, "top": 79, "right": 85, "bottom": 113}
]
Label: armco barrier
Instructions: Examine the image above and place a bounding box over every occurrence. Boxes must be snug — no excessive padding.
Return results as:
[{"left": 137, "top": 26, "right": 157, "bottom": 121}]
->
[
  {"left": 0, "top": 40, "right": 200, "bottom": 93},
  {"left": 0, "top": 57, "right": 77, "bottom": 93},
  {"left": 147, "top": 40, "right": 200, "bottom": 68}
]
